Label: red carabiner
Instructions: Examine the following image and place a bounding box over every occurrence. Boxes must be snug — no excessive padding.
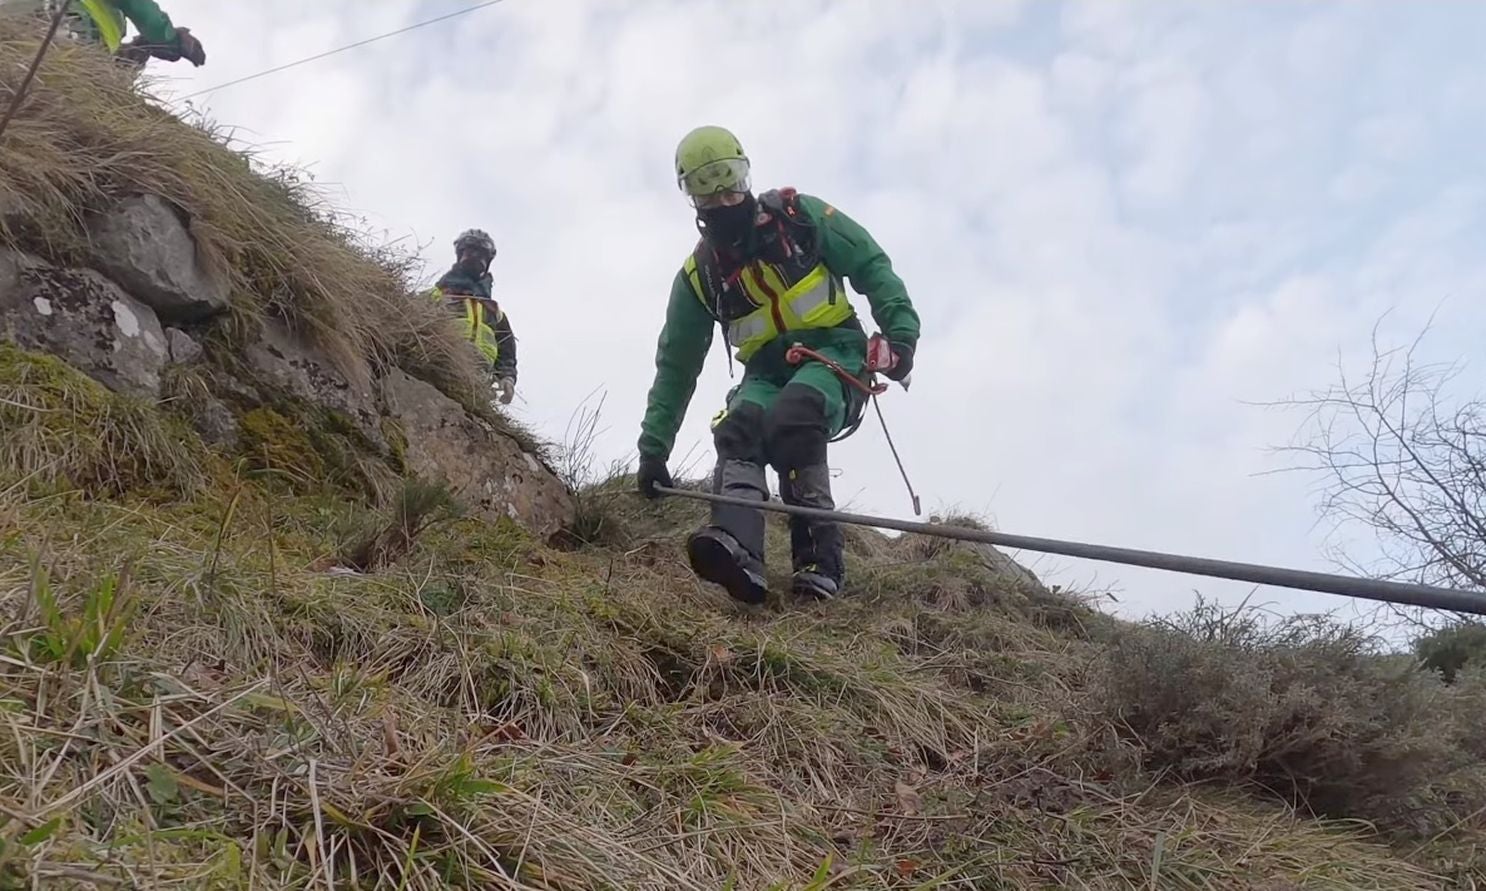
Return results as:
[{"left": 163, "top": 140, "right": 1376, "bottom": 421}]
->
[
  {"left": 786, "top": 341, "right": 888, "bottom": 396},
  {"left": 865, "top": 333, "right": 898, "bottom": 374}
]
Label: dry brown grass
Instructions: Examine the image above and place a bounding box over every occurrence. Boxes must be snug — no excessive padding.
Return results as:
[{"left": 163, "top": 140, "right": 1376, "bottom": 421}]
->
[
  {"left": 0, "top": 18, "right": 491, "bottom": 416},
  {"left": 0, "top": 397, "right": 1475, "bottom": 888}
]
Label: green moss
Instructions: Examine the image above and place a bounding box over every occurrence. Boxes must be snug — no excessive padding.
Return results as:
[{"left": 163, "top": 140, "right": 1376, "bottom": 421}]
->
[
  {"left": 237, "top": 407, "right": 324, "bottom": 487},
  {"left": 421, "top": 515, "right": 534, "bottom": 567},
  {"left": 305, "top": 406, "right": 398, "bottom": 498},
  {"left": 381, "top": 417, "right": 409, "bottom": 470},
  {"left": 232, "top": 401, "right": 398, "bottom": 501},
  {"left": 0, "top": 344, "right": 207, "bottom": 497}
]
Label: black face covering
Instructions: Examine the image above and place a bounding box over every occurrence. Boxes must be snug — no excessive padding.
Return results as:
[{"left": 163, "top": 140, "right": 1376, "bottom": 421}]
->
[
  {"left": 456, "top": 255, "right": 489, "bottom": 278},
  {"left": 698, "top": 193, "right": 758, "bottom": 250}
]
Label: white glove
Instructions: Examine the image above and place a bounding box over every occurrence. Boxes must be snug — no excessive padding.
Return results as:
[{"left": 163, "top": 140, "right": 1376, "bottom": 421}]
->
[{"left": 496, "top": 377, "right": 516, "bottom": 405}]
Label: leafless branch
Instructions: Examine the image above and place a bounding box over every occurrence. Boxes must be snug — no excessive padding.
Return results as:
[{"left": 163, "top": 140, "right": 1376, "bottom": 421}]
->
[{"left": 1263, "top": 319, "right": 1485, "bottom": 629}]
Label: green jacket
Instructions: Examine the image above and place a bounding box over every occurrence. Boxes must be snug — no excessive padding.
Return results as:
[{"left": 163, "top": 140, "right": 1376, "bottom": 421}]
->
[
  {"left": 3, "top": 0, "right": 178, "bottom": 48},
  {"left": 116, "top": 0, "right": 177, "bottom": 42},
  {"left": 637, "top": 192, "right": 920, "bottom": 461}
]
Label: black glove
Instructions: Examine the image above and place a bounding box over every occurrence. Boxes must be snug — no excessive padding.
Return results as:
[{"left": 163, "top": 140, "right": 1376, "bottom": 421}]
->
[
  {"left": 152, "top": 27, "right": 205, "bottom": 66},
  {"left": 883, "top": 341, "right": 914, "bottom": 382},
  {"left": 637, "top": 455, "right": 672, "bottom": 499}
]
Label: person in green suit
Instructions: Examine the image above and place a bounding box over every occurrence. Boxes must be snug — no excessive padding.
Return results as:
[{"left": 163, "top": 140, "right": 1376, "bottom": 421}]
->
[
  {"left": 636, "top": 125, "right": 921, "bottom": 604},
  {"left": 3, "top": 0, "right": 205, "bottom": 66}
]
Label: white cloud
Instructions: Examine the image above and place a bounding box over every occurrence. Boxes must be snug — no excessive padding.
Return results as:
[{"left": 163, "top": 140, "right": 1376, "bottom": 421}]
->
[{"left": 148, "top": 0, "right": 1486, "bottom": 623}]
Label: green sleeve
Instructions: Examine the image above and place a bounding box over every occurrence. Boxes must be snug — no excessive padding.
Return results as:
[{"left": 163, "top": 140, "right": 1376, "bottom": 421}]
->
[
  {"left": 115, "top": 0, "right": 177, "bottom": 44},
  {"left": 638, "top": 268, "right": 716, "bottom": 461},
  {"left": 797, "top": 193, "right": 921, "bottom": 350}
]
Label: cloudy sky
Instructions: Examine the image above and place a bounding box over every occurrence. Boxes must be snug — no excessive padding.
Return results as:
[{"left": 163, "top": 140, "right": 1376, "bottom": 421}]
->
[{"left": 144, "top": 0, "right": 1485, "bottom": 622}]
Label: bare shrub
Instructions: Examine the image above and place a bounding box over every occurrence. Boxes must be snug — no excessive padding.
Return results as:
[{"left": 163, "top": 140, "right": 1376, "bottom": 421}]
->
[
  {"left": 1414, "top": 620, "right": 1486, "bottom": 682},
  {"left": 1093, "top": 599, "right": 1486, "bottom": 837}
]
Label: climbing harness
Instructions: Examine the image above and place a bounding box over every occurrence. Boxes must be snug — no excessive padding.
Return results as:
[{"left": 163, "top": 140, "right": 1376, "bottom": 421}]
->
[
  {"left": 651, "top": 485, "right": 1486, "bottom": 617},
  {"left": 785, "top": 333, "right": 922, "bottom": 516}
]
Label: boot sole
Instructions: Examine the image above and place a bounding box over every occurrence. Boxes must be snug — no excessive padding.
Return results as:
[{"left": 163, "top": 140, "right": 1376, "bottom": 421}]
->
[
  {"left": 687, "top": 535, "right": 768, "bottom": 605},
  {"left": 792, "top": 578, "right": 838, "bottom": 601}
]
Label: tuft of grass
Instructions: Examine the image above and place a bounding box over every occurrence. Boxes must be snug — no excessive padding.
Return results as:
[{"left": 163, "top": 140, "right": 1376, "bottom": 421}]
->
[
  {"left": 15, "top": 558, "right": 134, "bottom": 669},
  {"left": 0, "top": 344, "right": 207, "bottom": 496},
  {"left": 339, "top": 478, "right": 462, "bottom": 571},
  {"left": 548, "top": 392, "right": 638, "bottom": 549}
]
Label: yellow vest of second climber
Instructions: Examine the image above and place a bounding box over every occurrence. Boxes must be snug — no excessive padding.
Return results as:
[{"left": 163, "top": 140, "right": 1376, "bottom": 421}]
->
[
  {"left": 430, "top": 287, "right": 502, "bottom": 366},
  {"left": 682, "top": 254, "right": 854, "bottom": 363}
]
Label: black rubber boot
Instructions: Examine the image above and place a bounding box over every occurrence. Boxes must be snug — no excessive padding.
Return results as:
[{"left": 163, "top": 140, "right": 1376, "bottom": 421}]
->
[
  {"left": 780, "top": 463, "right": 846, "bottom": 600},
  {"left": 692, "top": 404, "right": 771, "bottom": 604},
  {"left": 686, "top": 525, "right": 769, "bottom": 605},
  {"left": 764, "top": 383, "right": 847, "bottom": 602}
]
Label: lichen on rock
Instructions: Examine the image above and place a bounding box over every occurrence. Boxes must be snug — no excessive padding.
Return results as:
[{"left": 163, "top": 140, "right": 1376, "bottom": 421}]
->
[
  {"left": 0, "top": 249, "right": 168, "bottom": 398},
  {"left": 381, "top": 368, "right": 574, "bottom": 538}
]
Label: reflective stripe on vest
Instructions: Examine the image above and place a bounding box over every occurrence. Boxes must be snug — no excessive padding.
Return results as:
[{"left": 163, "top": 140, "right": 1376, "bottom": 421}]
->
[
  {"left": 684, "top": 254, "right": 854, "bottom": 363},
  {"left": 431, "top": 287, "right": 501, "bottom": 364},
  {"left": 78, "top": 0, "right": 125, "bottom": 50},
  {"left": 464, "top": 298, "right": 502, "bottom": 365}
]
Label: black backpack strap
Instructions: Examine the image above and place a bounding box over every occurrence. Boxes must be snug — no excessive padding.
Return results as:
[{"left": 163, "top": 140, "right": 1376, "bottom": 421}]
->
[{"left": 684, "top": 243, "right": 737, "bottom": 379}]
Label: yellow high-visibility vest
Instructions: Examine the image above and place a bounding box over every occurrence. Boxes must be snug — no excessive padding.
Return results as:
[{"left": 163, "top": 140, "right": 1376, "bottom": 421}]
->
[
  {"left": 430, "top": 287, "right": 502, "bottom": 365},
  {"left": 77, "top": 0, "right": 126, "bottom": 51},
  {"left": 683, "top": 254, "right": 854, "bottom": 363}
]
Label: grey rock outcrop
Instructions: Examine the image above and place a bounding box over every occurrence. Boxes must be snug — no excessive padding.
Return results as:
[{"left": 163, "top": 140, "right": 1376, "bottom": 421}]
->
[
  {"left": 193, "top": 396, "right": 240, "bottom": 448},
  {"left": 86, "top": 194, "right": 230, "bottom": 322},
  {"left": 166, "top": 328, "right": 204, "bottom": 364},
  {"left": 243, "top": 319, "right": 386, "bottom": 452},
  {"left": 4, "top": 187, "right": 576, "bottom": 544},
  {"left": 0, "top": 249, "right": 167, "bottom": 398},
  {"left": 381, "top": 369, "right": 574, "bottom": 538}
]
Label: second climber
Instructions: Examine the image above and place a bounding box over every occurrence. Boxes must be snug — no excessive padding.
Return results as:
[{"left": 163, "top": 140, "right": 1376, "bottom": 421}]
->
[{"left": 428, "top": 228, "right": 519, "bottom": 405}]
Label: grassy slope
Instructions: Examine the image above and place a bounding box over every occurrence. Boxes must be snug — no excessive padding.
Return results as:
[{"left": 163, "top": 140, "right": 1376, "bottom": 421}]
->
[
  {"left": 2, "top": 19, "right": 1482, "bottom": 891},
  {"left": 0, "top": 349, "right": 1470, "bottom": 889}
]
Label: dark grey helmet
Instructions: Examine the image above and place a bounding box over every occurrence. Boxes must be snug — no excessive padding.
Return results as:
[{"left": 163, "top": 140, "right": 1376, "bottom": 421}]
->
[{"left": 453, "top": 228, "right": 496, "bottom": 258}]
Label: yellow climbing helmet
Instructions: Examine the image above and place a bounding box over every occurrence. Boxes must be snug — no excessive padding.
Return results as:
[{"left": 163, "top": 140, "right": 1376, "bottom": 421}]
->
[{"left": 674, "top": 125, "right": 751, "bottom": 204}]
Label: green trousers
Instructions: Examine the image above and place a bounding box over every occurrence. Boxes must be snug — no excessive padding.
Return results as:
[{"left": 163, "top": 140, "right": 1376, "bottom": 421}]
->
[{"left": 715, "top": 341, "right": 864, "bottom": 436}]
